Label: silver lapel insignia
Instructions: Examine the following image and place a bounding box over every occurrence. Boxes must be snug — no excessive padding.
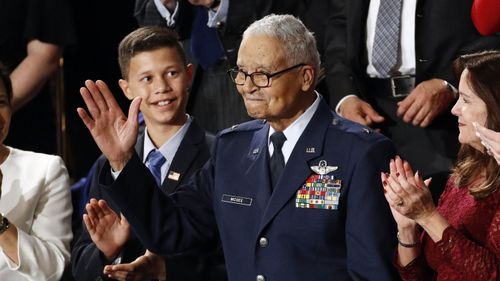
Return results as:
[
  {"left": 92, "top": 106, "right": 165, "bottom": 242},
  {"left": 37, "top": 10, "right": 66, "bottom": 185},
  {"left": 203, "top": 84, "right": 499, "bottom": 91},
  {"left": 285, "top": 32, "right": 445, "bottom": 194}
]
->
[{"left": 310, "top": 160, "right": 338, "bottom": 175}]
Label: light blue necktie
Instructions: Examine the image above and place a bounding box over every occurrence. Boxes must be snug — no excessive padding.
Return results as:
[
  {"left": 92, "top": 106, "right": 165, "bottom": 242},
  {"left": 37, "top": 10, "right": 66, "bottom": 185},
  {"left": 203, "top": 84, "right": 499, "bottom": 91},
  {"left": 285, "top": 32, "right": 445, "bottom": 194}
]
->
[
  {"left": 372, "top": 0, "right": 403, "bottom": 77},
  {"left": 145, "top": 149, "right": 166, "bottom": 186}
]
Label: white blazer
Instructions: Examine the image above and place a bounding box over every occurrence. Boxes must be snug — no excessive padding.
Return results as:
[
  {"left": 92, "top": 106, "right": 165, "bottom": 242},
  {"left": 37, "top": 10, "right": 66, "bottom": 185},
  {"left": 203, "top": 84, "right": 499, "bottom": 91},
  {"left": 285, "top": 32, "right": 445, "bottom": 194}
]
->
[{"left": 0, "top": 147, "right": 72, "bottom": 281}]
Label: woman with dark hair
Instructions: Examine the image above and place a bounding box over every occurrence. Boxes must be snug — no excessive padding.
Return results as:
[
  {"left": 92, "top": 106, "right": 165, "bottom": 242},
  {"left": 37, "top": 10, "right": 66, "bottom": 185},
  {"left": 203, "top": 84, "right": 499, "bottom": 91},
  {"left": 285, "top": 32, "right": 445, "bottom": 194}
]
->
[
  {"left": 0, "top": 62, "right": 72, "bottom": 281},
  {"left": 382, "top": 50, "right": 500, "bottom": 280}
]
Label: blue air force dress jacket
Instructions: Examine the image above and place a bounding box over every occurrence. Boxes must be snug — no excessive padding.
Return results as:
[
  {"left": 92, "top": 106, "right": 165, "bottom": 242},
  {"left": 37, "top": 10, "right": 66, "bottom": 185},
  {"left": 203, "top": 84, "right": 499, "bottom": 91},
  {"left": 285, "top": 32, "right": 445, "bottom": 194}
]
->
[{"left": 100, "top": 99, "right": 400, "bottom": 281}]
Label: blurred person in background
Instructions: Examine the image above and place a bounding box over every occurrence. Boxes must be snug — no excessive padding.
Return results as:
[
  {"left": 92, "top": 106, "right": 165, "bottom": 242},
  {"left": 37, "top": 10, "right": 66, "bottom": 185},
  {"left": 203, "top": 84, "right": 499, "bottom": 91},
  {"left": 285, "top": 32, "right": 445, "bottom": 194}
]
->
[
  {"left": 134, "top": 0, "right": 311, "bottom": 133},
  {"left": 324, "top": 0, "right": 500, "bottom": 203},
  {"left": 0, "top": 0, "right": 76, "bottom": 154}
]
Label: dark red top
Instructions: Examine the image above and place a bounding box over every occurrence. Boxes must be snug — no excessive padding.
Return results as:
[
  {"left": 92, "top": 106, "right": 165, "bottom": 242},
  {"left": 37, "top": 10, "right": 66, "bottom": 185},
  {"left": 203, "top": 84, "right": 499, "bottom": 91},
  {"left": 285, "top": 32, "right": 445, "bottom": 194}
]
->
[
  {"left": 395, "top": 178, "right": 500, "bottom": 281},
  {"left": 471, "top": 0, "right": 500, "bottom": 35}
]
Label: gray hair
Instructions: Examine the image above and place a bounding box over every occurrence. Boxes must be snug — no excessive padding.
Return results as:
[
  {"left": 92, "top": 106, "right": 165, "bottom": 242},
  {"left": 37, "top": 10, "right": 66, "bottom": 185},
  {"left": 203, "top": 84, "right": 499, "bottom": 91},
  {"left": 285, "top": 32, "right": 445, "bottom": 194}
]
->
[{"left": 243, "top": 14, "right": 320, "bottom": 81}]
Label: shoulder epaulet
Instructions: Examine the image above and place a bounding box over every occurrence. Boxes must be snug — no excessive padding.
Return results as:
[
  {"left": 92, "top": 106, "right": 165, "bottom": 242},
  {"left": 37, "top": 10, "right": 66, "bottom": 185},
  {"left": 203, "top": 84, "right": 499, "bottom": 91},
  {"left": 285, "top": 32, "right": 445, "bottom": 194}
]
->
[
  {"left": 328, "top": 112, "right": 383, "bottom": 140},
  {"left": 218, "top": 119, "right": 266, "bottom": 137}
]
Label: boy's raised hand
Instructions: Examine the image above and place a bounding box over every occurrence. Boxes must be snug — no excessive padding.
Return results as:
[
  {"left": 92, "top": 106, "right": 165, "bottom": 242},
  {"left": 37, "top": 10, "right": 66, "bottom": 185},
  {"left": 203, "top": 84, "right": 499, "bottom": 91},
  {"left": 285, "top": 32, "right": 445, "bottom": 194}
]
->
[{"left": 77, "top": 80, "right": 141, "bottom": 171}]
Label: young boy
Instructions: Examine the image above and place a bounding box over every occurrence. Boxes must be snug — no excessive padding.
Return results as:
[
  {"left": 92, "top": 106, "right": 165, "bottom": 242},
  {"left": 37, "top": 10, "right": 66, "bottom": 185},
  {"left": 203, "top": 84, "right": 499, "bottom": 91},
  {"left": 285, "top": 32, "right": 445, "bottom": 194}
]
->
[{"left": 71, "top": 26, "right": 226, "bottom": 281}]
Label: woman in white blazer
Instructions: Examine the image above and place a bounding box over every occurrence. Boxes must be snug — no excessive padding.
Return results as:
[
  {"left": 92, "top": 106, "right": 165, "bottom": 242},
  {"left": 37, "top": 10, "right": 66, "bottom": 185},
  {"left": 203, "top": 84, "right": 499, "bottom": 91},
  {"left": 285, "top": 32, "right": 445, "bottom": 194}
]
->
[{"left": 0, "top": 62, "right": 72, "bottom": 281}]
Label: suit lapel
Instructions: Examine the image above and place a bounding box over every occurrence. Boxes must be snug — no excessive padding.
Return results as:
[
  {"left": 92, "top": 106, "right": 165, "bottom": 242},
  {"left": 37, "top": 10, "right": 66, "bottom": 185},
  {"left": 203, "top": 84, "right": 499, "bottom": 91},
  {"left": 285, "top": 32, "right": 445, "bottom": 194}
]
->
[
  {"left": 161, "top": 122, "right": 204, "bottom": 194},
  {"left": 258, "top": 100, "right": 332, "bottom": 233},
  {"left": 244, "top": 122, "right": 272, "bottom": 211},
  {"left": 135, "top": 126, "right": 146, "bottom": 160}
]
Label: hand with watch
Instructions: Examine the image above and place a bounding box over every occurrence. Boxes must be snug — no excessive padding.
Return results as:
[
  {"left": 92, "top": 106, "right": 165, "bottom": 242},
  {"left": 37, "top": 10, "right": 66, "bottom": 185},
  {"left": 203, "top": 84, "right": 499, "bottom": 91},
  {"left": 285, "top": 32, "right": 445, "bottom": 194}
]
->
[{"left": 0, "top": 213, "right": 9, "bottom": 235}]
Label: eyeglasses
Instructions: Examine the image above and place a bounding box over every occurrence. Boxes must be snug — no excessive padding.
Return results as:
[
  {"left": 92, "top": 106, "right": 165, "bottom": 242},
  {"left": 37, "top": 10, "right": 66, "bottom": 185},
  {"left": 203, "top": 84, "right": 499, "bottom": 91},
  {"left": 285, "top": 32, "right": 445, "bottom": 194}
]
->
[{"left": 227, "top": 63, "right": 305, "bottom": 88}]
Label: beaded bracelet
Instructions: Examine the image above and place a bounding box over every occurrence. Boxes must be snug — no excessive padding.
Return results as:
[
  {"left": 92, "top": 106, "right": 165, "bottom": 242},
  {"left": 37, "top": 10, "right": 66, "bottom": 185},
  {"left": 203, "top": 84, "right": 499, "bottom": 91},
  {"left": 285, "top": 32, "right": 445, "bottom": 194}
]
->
[{"left": 397, "top": 232, "right": 419, "bottom": 248}]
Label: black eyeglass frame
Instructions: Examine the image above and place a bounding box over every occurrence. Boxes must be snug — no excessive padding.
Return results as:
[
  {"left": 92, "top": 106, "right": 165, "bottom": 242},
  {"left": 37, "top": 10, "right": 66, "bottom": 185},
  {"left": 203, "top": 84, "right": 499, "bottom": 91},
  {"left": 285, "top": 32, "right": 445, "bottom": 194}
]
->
[{"left": 227, "top": 63, "right": 306, "bottom": 88}]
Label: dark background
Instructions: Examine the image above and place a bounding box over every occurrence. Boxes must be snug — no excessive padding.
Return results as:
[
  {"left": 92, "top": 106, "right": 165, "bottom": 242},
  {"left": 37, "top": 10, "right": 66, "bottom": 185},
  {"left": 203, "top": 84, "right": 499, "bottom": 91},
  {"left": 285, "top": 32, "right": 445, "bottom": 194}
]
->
[{"left": 64, "top": 0, "right": 138, "bottom": 180}]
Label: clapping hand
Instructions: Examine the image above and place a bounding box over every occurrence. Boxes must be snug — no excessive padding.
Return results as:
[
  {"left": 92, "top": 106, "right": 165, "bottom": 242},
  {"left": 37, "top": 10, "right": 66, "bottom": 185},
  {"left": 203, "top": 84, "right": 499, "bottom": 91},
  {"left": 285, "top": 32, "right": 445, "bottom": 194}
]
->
[
  {"left": 83, "top": 199, "right": 130, "bottom": 260},
  {"left": 474, "top": 122, "right": 500, "bottom": 165},
  {"left": 103, "top": 250, "right": 167, "bottom": 281},
  {"left": 77, "top": 80, "right": 141, "bottom": 172},
  {"left": 382, "top": 156, "right": 435, "bottom": 224}
]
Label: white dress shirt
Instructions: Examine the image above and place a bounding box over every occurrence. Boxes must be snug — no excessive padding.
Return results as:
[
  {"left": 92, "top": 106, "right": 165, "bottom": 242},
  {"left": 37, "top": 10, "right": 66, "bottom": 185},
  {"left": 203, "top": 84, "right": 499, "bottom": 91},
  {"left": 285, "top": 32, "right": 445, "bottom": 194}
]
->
[
  {"left": 207, "top": 0, "right": 229, "bottom": 27},
  {"left": 153, "top": 0, "right": 179, "bottom": 27},
  {"left": 268, "top": 92, "right": 321, "bottom": 164},
  {"left": 366, "top": 0, "right": 417, "bottom": 77},
  {"left": 153, "top": 0, "right": 228, "bottom": 28},
  {"left": 143, "top": 115, "right": 192, "bottom": 185}
]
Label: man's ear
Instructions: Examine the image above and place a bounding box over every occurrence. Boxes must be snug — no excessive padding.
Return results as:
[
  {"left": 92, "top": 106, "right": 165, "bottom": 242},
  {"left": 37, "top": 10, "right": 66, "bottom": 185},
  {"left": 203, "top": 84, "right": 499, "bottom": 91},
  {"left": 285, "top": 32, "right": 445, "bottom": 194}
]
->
[
  {"left": 118, "top": 79, "right": 133, "bottom": 100},
  {"left": 301, "top": 65, "right": 315, "bottom": 92}
]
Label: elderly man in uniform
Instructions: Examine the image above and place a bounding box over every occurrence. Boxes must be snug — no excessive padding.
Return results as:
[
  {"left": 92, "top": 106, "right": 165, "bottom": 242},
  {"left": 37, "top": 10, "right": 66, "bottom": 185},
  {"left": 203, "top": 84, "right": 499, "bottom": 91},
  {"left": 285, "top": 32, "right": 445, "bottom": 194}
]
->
[{"left": 78, "top": 14, "right": 400, "bottom": 281}]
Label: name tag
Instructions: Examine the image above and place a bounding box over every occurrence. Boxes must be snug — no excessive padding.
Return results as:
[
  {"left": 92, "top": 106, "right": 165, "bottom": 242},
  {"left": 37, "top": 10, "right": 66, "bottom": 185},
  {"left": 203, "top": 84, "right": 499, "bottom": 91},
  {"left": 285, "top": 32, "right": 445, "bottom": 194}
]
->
[{"left": 221, "top": 194, "right": 253, "bottom": 206}]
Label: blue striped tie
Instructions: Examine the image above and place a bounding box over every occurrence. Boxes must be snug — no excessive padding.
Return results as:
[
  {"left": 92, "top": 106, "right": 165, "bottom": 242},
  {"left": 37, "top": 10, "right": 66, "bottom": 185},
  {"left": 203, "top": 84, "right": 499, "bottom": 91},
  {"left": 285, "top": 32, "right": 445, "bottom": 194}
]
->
[{"left": 145, "top": 149, "right": 166, "bottom": 186}]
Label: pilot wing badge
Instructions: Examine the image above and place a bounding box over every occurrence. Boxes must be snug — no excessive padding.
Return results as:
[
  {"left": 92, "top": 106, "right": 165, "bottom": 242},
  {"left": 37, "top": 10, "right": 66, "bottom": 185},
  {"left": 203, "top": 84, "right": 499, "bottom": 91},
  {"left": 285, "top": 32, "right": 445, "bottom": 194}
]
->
[
  {"left": 296, "top": 160, "right": 341, "bottom": 210},
  {"left": 310, "top": 160, "right": 337, "bottom": 175}
]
